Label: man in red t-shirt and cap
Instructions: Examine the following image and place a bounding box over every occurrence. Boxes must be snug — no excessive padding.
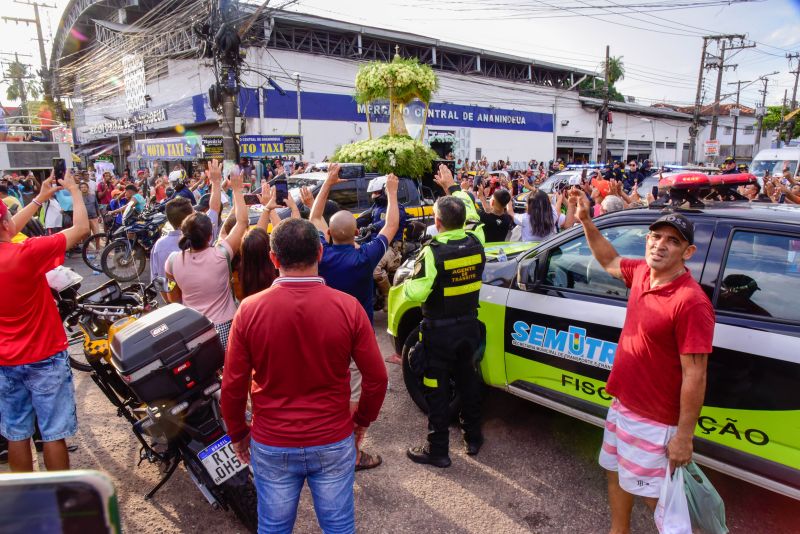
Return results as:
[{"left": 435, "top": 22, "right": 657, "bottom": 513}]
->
[
  {"left": 0, "top": 169, "right": 89, "bottom": 472},
  {"left": 569, "top": 189, "right": 715, "bottom": 534}
]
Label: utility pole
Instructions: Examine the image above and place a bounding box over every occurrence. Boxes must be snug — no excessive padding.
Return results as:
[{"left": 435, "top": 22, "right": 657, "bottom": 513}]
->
[
  {"left": 213, "top": 0, "right": 243, "bottom": 162},
  {"left": 688, "top": 37, "right": 709, "bottom": 163},
  {"left": 599, "top": 45, "right": 610, "bottom": 163},
  {"left": 778, "top": 90, "right": 788, "bottom": 148},
  {"left": 788, "top": 53, "right": 800, "bottom": 109},
  {"left": 293, "top": 72, "right": 302, "bottom": 138},
  {"left": 754, "top": 72, "right": 779, "bottom": 154},
  {"left": 727, "top": 80, "right": 751, "bottom": 159},
  {"left": 709, "top": 43, "right": 729, "bottom": 142},
  {"left": 707, "top": 36, "right": 754, "bottom": 144},
  {"left": 2, "top": 1, "right": 56, "bottom": 101}
]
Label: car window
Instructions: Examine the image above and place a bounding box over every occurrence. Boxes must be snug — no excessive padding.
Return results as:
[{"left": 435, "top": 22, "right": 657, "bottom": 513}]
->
[
  {"left": 397, "top": 180, "right": 411, "bottom": 204},
  {"left": 328, "top": 181, "right": 359, "bottom": 210},
  {"left": 543, "top": 225, "right": 648, "bottom": 298},
  {"left": 717, "top": 230, "right": 800, "bottom": 322}
]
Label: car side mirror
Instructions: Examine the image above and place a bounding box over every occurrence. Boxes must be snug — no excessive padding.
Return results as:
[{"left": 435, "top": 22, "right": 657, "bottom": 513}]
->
[{"left": 516, "top": 257, "right": 540, "bottom": 291}]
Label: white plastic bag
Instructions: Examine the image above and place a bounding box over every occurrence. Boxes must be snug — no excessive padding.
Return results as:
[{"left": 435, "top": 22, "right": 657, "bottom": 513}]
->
[{"left": 654, "top": 467, "right": 692, "bottom": 534}]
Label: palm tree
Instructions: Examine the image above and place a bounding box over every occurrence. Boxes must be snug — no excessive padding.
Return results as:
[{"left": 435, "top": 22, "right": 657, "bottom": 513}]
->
[
  {"left": 605, "top": 56, "right": 625, "bottom": 85},
  {"left": 4, "top": 59, "right": 41, "bottom": 116},
  {"left": 577, "top": 56, "right": 626, "bottom": 102}
]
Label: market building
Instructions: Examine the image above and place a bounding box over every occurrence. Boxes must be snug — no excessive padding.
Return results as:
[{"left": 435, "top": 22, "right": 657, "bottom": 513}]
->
[{"left": 52, "top": 3, "right": 703, "bottom": 170}]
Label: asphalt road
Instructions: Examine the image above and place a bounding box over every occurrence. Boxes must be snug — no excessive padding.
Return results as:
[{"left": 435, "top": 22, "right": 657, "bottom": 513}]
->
[{"left": 8, "top": 256, "right": 795, "bottom": 533}]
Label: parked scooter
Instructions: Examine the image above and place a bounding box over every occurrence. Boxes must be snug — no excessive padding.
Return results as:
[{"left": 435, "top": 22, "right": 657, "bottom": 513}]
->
[{"left": 52, "top": 268, "right": 257, "bottom": 532}]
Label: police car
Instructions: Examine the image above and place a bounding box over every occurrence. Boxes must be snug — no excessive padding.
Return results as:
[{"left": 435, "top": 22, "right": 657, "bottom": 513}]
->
[{"left": 387, "top": 202, "right": 800, "bottom": 501}]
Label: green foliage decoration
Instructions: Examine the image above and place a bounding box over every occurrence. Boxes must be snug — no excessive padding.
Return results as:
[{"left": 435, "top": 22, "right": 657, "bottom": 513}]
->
[{"left": 331, "top": 135, "right": 438, "bottom": 179}]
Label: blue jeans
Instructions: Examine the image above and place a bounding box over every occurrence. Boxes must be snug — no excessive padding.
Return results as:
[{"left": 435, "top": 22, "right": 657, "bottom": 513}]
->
[
  {"left": 250, "top": 434, "right": 356, "bottom": 534},
  {"left": 0, "top": 350, "right": 77, "bottom": 442}
]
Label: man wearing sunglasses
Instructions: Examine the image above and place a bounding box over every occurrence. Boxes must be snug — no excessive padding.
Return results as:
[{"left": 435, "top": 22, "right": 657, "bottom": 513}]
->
[{"left": 624, "top": 160, "right": 645, "bottom": 192}]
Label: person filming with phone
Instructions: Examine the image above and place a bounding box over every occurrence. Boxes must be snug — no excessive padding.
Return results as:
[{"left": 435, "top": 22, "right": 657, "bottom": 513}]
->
[{"left": 0, "top": 168, "right": 89, "bottom": 472}]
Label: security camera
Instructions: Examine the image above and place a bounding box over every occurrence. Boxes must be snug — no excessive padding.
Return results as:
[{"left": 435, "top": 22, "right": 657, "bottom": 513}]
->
[{"left": 560, "top": 120, "right": 569, "bottom": 126}]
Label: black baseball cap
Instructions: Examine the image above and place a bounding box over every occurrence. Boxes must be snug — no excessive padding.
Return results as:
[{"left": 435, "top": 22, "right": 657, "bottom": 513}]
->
[
  {"left": 724, "top": 156, "right": 735, "bottom": 164},
  {"left": 649, "top": 213, "right": 694, "bottom": 245}
]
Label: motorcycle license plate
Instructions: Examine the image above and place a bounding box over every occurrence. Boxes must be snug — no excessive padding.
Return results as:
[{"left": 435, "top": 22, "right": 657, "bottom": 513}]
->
[{"left": 198, "top": 435, "right": 246, "bottom": 485}]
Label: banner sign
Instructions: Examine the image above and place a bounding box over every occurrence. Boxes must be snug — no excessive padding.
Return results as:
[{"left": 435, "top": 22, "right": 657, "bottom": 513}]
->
[
  {"left": 202, "top": 135, "right": 224, "bottom": 157},
  {"left": 134, "top": 136, "right": 202, "bottom": 161},
  {"left": 704, "top": 140, "right": 720, "bottom": 157},
  {"left": 88, "top": 108, "right": 168, "bottom": 136},
  {"left": 238, "top": 135, "right": 303, "bottom": 157},
  {"left": 260, "top": 89, "right": 553, "bottom": 133}
]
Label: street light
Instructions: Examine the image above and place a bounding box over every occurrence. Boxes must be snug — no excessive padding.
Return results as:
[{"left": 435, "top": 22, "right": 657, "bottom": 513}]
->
[
  {"left": 292, "top": 72, "right": 302, "bottom": 154},
  {"left": 640, "top": 118, "right": 658, "bottom": 168}
]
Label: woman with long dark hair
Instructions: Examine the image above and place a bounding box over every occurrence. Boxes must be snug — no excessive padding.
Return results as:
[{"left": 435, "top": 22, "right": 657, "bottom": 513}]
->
[
  {"left": 239, "top": 228, "right": 278, "bottom": 298},
  {"left": 510, "top": 189, "right": 575, "bottom": 242},
  {"left": 165, "top": 163, "right": 247, "bottom": 349}
]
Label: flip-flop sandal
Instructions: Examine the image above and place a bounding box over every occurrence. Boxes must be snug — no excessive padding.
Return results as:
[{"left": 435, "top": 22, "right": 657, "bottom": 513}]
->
[{"left": 355, "top": 450, "right": 382, "bottom": 471}]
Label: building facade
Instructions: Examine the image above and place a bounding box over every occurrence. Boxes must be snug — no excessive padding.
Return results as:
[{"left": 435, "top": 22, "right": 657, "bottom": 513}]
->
[{"left": 53, "top": 4, "right": 700, "bottom": 170}]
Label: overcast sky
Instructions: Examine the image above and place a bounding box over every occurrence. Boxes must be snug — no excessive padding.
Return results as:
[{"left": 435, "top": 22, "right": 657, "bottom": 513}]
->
[{"left": 1, "top": 0, "right": 799, "bottom": 109}]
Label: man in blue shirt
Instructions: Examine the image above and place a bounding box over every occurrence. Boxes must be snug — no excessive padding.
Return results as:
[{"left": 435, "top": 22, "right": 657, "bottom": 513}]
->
[
  {"left": 310, "top": 165, "right": 400, "bottom": 325},
  {"left": 308, "top": 163, "right": 399, "bottom": 471}
]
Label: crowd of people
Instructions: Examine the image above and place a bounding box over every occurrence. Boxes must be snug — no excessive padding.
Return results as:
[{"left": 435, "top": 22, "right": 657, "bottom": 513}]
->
[{"left": 0, "top": 149, "right": 789, "bottom": 533}]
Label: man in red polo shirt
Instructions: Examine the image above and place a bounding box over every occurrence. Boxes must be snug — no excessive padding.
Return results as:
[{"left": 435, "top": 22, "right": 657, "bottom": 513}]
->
[
  {"left": 221, "top": 218, "right": 388, "bottom": 533},
  {"left": 0, "top": 169, "right": 89, "bottom": 472},
  {"left": 570, "top": 190, "right": 715, "bottom": 534}
]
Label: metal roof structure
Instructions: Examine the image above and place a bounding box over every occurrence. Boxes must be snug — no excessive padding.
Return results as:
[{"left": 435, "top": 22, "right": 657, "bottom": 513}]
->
[
  {"left": 51, "top": 1, "right": 599, "bottom": 100},
  {"left": 578, "top": 96, "right": 697, "bottom": 121}
]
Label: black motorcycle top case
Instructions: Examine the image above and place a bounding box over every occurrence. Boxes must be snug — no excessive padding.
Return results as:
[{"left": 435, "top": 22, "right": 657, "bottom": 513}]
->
[{"left": 110, "top": 304, "right": 224, "bottom": 404}]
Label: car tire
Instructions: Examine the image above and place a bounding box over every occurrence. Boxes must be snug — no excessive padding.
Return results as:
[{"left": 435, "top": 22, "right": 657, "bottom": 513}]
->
[{"left": 401, "top": 326, "right": 460, "bottom": 422}]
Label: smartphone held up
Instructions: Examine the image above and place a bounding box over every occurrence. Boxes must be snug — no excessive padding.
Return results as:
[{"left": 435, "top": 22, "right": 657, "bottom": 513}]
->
[{"left": 53, "top": 158, "right": 67, "bottom": 185}]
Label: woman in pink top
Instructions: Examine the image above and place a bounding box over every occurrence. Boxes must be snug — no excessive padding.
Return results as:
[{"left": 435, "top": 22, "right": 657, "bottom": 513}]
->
[{"left": 165, "top": 162, "right": 248, "bottom": 349}]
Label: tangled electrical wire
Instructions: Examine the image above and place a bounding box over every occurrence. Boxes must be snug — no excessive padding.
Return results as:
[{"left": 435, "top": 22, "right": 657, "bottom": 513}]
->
[{"left": 55, "top": 0, "right": 298, "bottom": 109}]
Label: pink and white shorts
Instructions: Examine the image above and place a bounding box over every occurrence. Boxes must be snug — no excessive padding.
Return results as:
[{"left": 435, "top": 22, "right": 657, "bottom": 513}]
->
[{"left": 598, "top": 399, "right": 677, "bottom": 498}]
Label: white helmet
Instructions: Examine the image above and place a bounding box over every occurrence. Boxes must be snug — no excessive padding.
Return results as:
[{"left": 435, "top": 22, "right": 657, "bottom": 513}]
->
[
  {"left": 169, "top": 169, "right": 186, "bottom": 184},
  {"left": 366, "top": 175, "right": 388, "bottom": 193}
]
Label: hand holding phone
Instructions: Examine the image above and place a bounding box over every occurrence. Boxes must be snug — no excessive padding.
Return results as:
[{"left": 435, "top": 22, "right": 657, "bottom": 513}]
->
[
  {"left": 53, "top": 158, "right": 67, "bottom": 185},
  {"left": 268, "top": 176, "right": 288, "bottom": 206}
]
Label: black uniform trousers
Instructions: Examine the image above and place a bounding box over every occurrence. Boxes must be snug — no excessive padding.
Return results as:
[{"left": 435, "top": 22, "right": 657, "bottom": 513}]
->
[{"left": 420, "top": 318, "right": 484, "bottom": 456}]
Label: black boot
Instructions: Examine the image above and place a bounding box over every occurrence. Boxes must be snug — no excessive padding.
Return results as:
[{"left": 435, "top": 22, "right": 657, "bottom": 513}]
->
[
  {"left": 464, "top": 436, "right": 484, "bottom": 456},
  {"left": 406, "top": 445, "right": 451, "bottom": 468}
]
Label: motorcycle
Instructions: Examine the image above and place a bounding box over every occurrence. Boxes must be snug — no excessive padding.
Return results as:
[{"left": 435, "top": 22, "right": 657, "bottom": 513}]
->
[
  {"left": 100, "top": 202, "right": 167, "bottom": 282},
  {"left": 51, "top": 267, "right": 258, "bottom": 532}
]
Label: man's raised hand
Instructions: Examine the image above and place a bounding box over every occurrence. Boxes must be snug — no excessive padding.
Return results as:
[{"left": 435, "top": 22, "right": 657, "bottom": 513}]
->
[
  {"left": 299, "top": 186, "right": 314, "bottom": 208},
  {"left": 433, "top": 163, "right": 455, "bottom": 191},
  {"left": 36, "top": 172, "right": 61, "bottom": 202},
  {"left": 61, "top": 168, "right": 79, "bottom": 192},
  {"left": 208, "top": 159, "right": 223, "bottom": 184},
  {"left": 385, "top": 173, "right": 399, "bottom": 197},
  {"left": 264, "top": 186, "right": 280, "bottom": 211},
  {"left": 570, "top": 188, "right": 591, "bottom": 222},
  {"left": 229, "top": 166, "right": 243, "bottom": 191},
  {"left": 258, "top": 180, "right": 272, "bottom": 206},
  {"left": 326, "top": 162, "right": 344, "bottom": 185}
]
